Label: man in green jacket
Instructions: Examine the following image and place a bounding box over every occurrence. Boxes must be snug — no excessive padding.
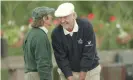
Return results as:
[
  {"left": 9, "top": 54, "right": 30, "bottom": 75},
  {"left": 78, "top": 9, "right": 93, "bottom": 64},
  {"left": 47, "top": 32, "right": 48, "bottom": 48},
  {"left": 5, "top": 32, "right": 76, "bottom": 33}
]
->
[{"left": 23, "top": 6, "right": 54, "bottom": 80}]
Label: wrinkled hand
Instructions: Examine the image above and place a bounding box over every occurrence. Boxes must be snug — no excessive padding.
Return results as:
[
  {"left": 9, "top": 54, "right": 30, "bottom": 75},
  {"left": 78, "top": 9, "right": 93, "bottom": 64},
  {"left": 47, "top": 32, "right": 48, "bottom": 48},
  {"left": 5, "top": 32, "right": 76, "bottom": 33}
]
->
[
  {"left": 79, "top": 72, "right": 87, "bottom": 80},
  {"left": 67, "top": 76, "right": 73, "bottom": 80}
]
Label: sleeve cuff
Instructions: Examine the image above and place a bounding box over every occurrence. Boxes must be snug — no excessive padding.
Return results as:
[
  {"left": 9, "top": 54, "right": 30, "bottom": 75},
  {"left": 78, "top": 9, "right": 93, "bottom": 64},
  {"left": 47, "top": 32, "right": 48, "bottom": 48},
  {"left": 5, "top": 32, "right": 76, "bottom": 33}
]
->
[
  {"left": 64, "top": 71, "right": 73, "bottom": 78},
  {"left": 60, "top": 67, "right": 73, "bottom": 78}
]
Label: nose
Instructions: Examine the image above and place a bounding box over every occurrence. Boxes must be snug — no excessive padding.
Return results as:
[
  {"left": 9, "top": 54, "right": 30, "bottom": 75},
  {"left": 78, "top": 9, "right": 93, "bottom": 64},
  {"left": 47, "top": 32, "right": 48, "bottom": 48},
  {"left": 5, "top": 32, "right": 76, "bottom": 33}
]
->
[{"left": 59, "top": 17, "right": 65, "bottom": 23}]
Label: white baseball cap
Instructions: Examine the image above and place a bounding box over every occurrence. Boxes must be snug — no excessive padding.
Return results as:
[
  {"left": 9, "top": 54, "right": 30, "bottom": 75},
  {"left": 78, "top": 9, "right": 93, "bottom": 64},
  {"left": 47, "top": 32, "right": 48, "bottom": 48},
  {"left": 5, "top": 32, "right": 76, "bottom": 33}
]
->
[{"left": 54, "top": 3, "right": 75, "bottom": 17}]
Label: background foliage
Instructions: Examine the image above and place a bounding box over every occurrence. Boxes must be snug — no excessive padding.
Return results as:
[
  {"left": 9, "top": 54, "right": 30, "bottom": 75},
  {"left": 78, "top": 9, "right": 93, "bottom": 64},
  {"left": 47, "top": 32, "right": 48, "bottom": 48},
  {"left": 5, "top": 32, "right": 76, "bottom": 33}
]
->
[
  {"left": 1, "top": 1, "right": 133, "bottom": 52},
  {"left": 1, "top": 2, "right": 133, "bottom": 80}
]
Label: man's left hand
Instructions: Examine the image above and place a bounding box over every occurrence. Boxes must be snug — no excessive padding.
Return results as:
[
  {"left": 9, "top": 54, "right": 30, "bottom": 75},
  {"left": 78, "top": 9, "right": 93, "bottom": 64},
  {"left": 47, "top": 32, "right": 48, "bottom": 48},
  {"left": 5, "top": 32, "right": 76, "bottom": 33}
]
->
[{"left": 79, "top": 71, "right": 87, "bottom": 80}]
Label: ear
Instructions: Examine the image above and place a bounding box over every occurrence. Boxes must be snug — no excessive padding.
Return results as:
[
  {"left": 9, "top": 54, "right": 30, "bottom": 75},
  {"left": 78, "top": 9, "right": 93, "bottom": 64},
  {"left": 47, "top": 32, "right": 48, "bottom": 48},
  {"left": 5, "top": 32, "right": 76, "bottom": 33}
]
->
[
  {"left": 43, "top": 16, "right": 48, "bottom": 21},
  {"left": 73, "top": 12, "right": 77, "bottom": 19}
]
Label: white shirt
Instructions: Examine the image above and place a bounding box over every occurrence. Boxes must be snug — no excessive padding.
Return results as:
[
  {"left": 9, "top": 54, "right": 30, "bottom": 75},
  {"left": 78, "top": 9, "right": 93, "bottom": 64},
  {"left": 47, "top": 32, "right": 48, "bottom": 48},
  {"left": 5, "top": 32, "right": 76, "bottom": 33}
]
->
[
  {"left": 63, "top": 21, "right": 78, "bottom": 36},
  {"left": 39, "top": 26, "right": 48, "bottom": 34}
]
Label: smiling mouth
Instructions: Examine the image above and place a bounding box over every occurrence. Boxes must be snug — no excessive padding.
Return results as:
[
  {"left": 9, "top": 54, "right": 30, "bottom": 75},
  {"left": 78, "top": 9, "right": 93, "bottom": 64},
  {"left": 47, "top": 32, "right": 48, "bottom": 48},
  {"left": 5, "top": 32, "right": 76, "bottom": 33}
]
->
[{"left": 61, "top": 22, "right": 68, "bottom": 25}]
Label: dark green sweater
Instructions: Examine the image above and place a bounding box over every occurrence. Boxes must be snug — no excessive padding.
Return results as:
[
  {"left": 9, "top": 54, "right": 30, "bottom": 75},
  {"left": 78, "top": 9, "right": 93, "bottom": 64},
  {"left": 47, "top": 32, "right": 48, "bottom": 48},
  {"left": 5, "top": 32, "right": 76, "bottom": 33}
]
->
[{"left": 23, "top": 28, "right": 52, "bottom": 80}]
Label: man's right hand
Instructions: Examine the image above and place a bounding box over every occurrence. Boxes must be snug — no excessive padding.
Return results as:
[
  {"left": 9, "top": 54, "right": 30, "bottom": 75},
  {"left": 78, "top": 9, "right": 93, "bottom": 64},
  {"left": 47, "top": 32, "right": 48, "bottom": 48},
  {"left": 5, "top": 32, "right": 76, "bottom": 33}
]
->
[{"left": 67, "top": 76, "right": 73, "bottom": 80}]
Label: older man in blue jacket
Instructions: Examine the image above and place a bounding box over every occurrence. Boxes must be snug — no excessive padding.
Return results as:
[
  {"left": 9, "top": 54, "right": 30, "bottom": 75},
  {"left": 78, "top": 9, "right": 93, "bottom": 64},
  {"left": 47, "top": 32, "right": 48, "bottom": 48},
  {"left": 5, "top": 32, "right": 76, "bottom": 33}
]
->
[{"left": 52, "top": 3, "right": 101, "bottom": 80}]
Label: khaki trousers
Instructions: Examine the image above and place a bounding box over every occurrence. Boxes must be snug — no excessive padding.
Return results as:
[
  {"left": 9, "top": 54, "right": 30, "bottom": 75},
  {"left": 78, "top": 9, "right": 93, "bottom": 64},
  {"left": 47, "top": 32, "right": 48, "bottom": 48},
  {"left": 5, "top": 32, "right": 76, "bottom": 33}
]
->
[
  {"left": 24, "top": 72, "right": 40, "bottom": 80},
  {"left": 58, "top": 65, "right": 101, "bottom": 80}
]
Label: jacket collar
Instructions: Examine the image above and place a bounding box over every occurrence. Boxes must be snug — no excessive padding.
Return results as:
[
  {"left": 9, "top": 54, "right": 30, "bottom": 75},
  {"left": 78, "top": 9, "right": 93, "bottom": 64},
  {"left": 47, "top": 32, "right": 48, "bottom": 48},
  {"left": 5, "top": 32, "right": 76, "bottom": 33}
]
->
[
  {"left": 63, "top": 20, "right": 78, "bottom": 36},
  {"left": 39, "top": 26, "right": 48, "bottom": 34}
]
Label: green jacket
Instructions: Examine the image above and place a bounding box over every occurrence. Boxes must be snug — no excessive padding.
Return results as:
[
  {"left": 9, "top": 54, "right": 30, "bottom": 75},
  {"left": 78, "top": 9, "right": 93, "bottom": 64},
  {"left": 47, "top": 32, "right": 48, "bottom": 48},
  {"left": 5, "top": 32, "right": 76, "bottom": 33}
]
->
[{"left": 23, "top": 28, "right": 52, "bottom": 80}]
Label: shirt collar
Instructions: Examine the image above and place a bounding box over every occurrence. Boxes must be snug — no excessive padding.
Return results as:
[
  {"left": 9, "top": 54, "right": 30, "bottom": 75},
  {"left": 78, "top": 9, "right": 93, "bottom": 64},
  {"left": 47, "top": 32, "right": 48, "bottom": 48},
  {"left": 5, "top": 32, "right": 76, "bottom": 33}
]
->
[
  {"left": 39, "top": 26, "right": 48, "bottom": 34},
  {"left": 63, "top": 20, "right": 78, "bottom": 35}
]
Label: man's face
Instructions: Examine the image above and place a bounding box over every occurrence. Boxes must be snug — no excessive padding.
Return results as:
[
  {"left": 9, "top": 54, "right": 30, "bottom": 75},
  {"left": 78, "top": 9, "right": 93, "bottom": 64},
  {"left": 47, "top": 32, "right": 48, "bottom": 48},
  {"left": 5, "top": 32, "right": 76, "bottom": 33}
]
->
[{"left": 58, "top": 13, "right": 75, "bottom": 29}]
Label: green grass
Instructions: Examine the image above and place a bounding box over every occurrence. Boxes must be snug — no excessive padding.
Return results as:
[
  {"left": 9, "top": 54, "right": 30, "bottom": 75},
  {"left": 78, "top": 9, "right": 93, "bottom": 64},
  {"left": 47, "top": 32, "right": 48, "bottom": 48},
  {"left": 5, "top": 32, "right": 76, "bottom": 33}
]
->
[
  {"left": 1, "top": 69, "right": 8, "bottom": 80},
  {"left": 8, "top": 46, "right": 23, "bottom": 56}
]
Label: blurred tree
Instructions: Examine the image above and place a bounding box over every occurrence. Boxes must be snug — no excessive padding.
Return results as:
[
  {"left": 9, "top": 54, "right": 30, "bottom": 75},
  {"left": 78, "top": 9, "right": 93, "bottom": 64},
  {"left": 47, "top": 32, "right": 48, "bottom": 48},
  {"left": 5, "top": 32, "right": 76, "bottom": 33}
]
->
[{"left": 1, "top": 1, "right": 133, "bottom": 49}]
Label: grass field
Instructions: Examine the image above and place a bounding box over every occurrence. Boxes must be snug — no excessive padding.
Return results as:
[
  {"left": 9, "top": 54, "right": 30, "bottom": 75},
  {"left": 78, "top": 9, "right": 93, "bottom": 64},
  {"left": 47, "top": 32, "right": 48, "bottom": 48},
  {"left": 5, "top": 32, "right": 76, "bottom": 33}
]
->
[{"left": 1, "top": 69, "right": 8, "bottom": 80}]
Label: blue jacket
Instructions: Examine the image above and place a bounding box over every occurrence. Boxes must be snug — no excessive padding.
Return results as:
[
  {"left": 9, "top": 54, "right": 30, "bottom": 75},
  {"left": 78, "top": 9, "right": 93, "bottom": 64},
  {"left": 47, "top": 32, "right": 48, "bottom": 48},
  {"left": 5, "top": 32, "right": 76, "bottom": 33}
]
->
[{"left": 51, "top": 18, "right": 99, "bottom": 78}]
